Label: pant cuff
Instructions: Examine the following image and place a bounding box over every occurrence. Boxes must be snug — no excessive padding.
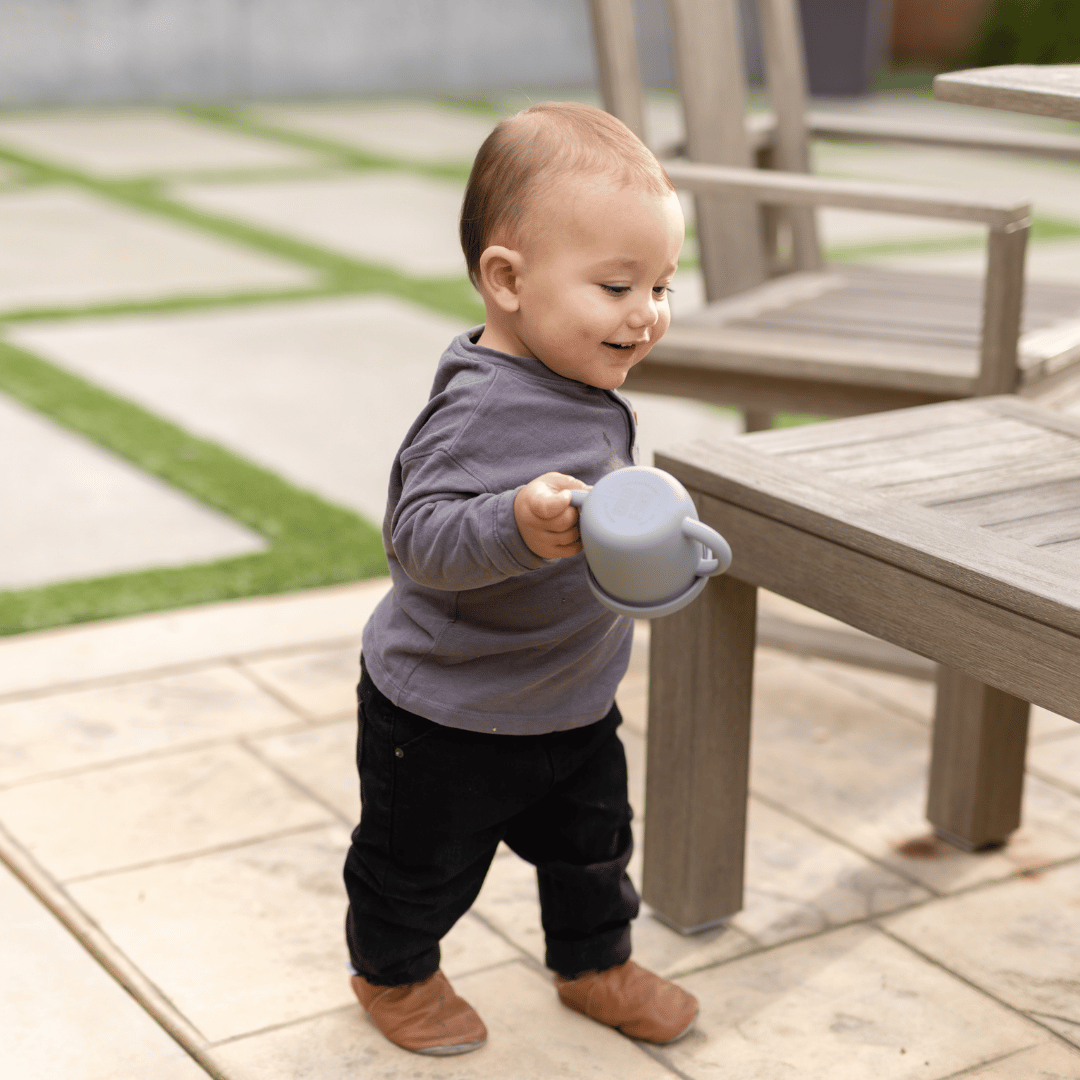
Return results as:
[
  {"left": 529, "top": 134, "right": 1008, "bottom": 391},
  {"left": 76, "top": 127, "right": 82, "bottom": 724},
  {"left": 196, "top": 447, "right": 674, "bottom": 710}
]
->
[{"left": 546, "top": 922, "right": 632, "bottom": 980}]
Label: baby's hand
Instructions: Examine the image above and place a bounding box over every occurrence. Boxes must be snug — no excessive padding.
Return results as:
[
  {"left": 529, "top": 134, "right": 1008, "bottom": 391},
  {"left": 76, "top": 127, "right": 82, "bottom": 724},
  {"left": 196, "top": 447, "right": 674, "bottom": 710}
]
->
[{"left": 515, "top": 473, "right": 591, "bottom": 559}]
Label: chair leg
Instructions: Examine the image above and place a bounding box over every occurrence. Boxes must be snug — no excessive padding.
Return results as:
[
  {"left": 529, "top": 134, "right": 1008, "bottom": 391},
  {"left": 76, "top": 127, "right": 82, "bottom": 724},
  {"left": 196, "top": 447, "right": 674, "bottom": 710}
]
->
[
  {"left": 743, "top": 409, "right": 774, "bottom": 433},
  {"left": 642, "top": 574, "right": 757, "bottom": 933},
  {"left": 927, "top": 666, "right": 1030, "bottom": 851}
]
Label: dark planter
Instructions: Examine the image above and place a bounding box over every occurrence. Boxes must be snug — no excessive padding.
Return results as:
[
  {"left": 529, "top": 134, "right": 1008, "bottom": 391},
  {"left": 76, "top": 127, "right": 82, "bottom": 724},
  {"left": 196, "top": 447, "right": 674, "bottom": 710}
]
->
[{"left": 798, "top": 0, "right": 893, "bottom": 95}]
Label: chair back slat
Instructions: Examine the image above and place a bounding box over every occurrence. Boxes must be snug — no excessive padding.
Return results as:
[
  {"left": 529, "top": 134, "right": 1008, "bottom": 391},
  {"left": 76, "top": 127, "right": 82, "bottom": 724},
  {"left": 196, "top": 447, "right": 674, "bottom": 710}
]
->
[
  {"left": 669, "top": 0, "right": 768, "bottom": 298},
  {"left": 588, "top": 0, "right": 648, "bottom": 141},
  {"left": 756, "top": 0, "right": 823, "bottom": 269}
]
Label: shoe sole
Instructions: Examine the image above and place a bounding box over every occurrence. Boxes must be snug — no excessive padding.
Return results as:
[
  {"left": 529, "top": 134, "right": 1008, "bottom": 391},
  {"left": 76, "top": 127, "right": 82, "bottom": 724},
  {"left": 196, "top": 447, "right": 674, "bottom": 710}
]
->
[{"left": 408, "top": 1039, "right": 487, "bottom": 1056}]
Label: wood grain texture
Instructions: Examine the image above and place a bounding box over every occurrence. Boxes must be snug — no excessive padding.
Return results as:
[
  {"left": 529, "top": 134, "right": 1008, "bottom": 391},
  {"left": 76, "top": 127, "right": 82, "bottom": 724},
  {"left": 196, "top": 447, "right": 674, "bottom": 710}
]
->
[
  {"left": 689, "top": 493, "right": 1080, "bottom": 721},
  {"left": 662, "top": 159, "right": 1032, "bottom": 225},
  {"left": 588, "top": 0, "right": 646, "bottom": 140},
  {"left": 976, "top": 224, "right": 1028, "bottom": 395},
  {"left": 928, "top": 667, "right": 1031, "bottom": 850},
  {"left": 756, "top": 0, "right": 823, "bottom": 271},
  {"left": 650, "top": 323, "right": 978, "bottom": 393},
  {"left": 935, "top": 65, "right": 1080, "bottom": 123},
  {"left": 643, "top": 571, "right": 757, "bottom": 931},
  {"left": 621, "top": 360, "right": 952, "bottom": 416},
  {"left": 655, "top": 423, "right": 1080, "bottom": 635},
  {"left": 668, "top": 0, "right": 768, "bottom": 298}
]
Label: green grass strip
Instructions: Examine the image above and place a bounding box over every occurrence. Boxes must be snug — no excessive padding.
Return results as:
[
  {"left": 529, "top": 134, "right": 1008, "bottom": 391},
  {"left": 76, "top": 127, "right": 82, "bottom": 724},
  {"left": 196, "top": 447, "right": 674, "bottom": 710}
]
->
[
  {"left": 183, "top": 104, "right": 476, "bottom": 183},
  {"left": 0, "top": 146, "right": 486, "bottom": 327},
  {"left": 0, "top": 339, "right": 387, "bottom": 636}
]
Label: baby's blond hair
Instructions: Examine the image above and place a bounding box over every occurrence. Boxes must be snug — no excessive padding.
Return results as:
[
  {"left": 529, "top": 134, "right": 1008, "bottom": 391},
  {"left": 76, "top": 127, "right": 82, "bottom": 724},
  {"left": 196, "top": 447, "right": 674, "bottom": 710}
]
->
[{"left": 460, "top": 101, "right": 675, "bottom": 287}]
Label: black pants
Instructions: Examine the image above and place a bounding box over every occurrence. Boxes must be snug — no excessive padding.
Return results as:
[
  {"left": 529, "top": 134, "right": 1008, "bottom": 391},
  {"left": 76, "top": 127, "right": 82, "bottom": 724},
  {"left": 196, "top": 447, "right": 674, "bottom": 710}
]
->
[{"left": 343, "top": 661, "right": 640, "bottom": 986}]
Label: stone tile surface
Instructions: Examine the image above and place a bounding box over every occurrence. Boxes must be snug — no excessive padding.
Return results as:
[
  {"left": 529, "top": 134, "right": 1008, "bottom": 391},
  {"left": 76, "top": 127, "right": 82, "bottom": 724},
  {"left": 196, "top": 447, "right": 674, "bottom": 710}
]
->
[
  {"left": 0, "top": 744, "right": 330, "bottom": 880},
  {"left": 251, "top": 719, "right": 359, "bottom": 824},
  {"left": 660, "top": 925, "right": 1047, "bottom": 1080},
  {"left": 0, "top": 109, "right": 320, "bottom": 176},
  {"left": 0, "top": 666, "right": 298, "bottom": 784},
  {"left": 210, "top": 960, "right": 672, "bottom": 1080},
  {"left": 749, "top": 651, "right": 1080, "bottom": 893},
  {"left": 0, "top": 392, "right": 265, "bottom": 591},
  {"left": 251, "top": 101, "right": 496, "bottom": 163},
  {"left": 956, "top": 1042, "right": 1080, "bottom": 1078},
  {"left": 241, "top": 643, "right": 361, "bottom": 720},
  {"left": 68, "top": 825, "right": 356, "bottom": 1043},
  {"left": 734, "top": 798, "right": 929, "bottom": 946},
  {"left": 11, "top": 296, "right": 466, "bottom": 525},
  {"left": 0, "top": 862, "right": 208, "bottom": 1080},
  {"left": 883, "top": 860, "right": 1080, "bottom": 1040},
  {"left": 1029, "top": 728, "right": 1080, "bottom": 794},
  {"left": 173, "top": 172, "right": 467, "bottom": 277},
  {"left": 0, "top": 578, "right": 391, "bottom": 699},
  {"left": 0, "top": 186, "right": 311, "bottom": 312}
]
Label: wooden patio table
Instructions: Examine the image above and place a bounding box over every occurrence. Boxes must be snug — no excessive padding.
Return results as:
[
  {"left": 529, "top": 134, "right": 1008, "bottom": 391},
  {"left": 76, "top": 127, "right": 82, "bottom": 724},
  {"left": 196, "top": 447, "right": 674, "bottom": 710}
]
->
[
  {"left": 644, "top": 396, "right": 1080, "bottom": 933},
  {"left": 935, "top": 65, "right": 1080, "bottom": 123}
]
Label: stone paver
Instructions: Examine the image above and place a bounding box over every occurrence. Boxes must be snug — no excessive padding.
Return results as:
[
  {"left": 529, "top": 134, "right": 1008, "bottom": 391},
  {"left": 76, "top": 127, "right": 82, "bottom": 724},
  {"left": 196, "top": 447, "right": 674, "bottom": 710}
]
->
[
  {"left": 10, "top": 295, "right": 468, "bottom": 525},
  {"left": 884, "top": 861, "right": 1080, "bottom": 1045},
  {"left": 659, "top": 925, "right": 1055, "bottom": 1080},
  {"left": 0, "top": 186, "right": 313, "bottom": 313},
  {"left": 9, "top": 295, "right": 740, "bottom": 527},
  {"left": 210, "top": 961, "right": 673, "bottom": 1080},
  {"left": 0, "top": 392, "right": 265, "bottom": 590},
  {"left": 0, "top": 861, "right": 208, "bottom": 1080},
  {"left": 1, "top": 584, "right": 1080, "bottom": 1076},
  {"left": 0, "top": 743, "right": 332, "bottom": 880},
  {"left": 0, "top": 666, "right": 299, "bottom": 785},
  {"left": 250, "top": 101, "right": 497, "bottom": 163},
  {"left": 0, "top": 109, "right": 321, "bottom": 176},
  {"left": 66, "top": 825, "right": 358, "bottom": 1043},
  {"left": 172, "top": 172, "right": 468, "bottom": 277},
  {"left": 749, "top": 650, "right": 1080, "bottom": 894}
]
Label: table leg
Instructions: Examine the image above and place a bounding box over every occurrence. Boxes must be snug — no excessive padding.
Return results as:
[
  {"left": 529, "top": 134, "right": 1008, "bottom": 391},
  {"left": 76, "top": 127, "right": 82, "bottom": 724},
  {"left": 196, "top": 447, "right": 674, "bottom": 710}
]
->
[
  {"left": 927, "top": 666, "right": 1030, "bottom": 851},
  {"left": 642, "top": 573, "right": 757, "bottom": 933}
]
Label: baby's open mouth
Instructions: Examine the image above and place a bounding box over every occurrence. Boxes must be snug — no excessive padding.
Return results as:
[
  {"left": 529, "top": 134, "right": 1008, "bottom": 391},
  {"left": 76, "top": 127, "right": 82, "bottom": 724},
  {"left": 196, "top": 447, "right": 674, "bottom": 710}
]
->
[{"left": 603, "top": 342, "right": 636, "bottom": 350}]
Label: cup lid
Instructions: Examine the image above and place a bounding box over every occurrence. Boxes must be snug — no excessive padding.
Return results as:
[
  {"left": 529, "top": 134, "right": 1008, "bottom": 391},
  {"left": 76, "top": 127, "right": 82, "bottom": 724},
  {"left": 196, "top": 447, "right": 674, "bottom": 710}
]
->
[{"left": 589, "top": 467, "right": 693, "bottom": 540}]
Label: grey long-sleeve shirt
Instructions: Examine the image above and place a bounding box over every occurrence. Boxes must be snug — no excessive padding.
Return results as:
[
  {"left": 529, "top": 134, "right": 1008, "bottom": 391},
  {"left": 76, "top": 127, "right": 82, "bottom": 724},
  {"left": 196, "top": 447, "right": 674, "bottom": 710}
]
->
[{"left": 362, "top": 328, "right": 636, "bottom": 734}]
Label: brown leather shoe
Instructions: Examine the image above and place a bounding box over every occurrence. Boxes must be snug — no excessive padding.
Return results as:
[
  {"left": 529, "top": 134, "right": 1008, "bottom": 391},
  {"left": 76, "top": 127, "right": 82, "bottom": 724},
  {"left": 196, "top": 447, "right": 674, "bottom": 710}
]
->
[
  {"left": 554, "top": 959, "right": 698, "bottom": 1044},
  {"left": 351, "top": 970, "right": 487, "bottom": 1055}
]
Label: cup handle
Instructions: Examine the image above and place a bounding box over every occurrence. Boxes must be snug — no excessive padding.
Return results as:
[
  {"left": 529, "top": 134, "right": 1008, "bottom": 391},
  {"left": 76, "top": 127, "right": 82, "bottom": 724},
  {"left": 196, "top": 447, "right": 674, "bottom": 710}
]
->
[
  {"left": 569, "top": 490, "right": 589, "bottom": 508},
  {"left": 681, "top": 517, "right": 732, "bottom": 577}
]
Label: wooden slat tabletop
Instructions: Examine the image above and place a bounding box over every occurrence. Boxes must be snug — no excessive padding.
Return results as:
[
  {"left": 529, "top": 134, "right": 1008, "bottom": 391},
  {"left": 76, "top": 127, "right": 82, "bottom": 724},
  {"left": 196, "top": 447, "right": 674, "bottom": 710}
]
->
[
  {"left": 935, "top": 65, "right": 1080, "bottom": 123},
  {"left": 657, "top": 397, "right": 1080, "bottom": 635}
]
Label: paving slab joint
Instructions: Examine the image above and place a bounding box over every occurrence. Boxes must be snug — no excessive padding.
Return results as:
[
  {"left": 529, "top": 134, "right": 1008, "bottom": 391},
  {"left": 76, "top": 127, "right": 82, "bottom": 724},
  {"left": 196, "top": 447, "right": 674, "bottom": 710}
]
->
[{"left": 0, "top": 818, "right": 228, "bottom": 1080}]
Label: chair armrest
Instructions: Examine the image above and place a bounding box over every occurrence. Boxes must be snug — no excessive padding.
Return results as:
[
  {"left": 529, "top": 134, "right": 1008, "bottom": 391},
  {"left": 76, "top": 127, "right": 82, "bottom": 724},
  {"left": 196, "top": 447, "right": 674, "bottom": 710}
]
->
[{"left": 662, "top": 160, "right": 1032, "bottom": 227}]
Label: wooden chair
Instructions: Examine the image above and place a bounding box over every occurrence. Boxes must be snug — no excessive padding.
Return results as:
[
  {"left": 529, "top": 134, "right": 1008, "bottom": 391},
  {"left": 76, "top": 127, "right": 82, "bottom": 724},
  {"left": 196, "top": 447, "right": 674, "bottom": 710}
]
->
[{"left": 588, "top": 0, "right": 1080, "bottom": 433}]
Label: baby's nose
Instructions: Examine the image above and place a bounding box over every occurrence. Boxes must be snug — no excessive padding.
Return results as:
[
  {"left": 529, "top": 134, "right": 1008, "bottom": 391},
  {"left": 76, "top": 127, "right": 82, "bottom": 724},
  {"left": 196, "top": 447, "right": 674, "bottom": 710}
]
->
[{"left": 627, "top": 294, "right": 660, "bottom": 327}]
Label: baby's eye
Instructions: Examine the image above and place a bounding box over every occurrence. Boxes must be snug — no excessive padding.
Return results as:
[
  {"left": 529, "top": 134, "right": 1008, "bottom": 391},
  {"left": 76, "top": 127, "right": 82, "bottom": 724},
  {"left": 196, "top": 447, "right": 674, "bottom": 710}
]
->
[
  {"left": 600, "top": 284, "right": 630, "bottom": 295},
  {"left": 653, "top": 284, "right": 673, "bottom": 297}
]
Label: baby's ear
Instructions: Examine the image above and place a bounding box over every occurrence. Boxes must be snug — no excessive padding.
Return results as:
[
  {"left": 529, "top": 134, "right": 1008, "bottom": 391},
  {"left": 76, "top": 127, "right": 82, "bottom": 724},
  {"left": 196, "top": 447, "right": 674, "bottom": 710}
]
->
[{"left": 478, "top": 246, "right": 524, "bottom": 312}]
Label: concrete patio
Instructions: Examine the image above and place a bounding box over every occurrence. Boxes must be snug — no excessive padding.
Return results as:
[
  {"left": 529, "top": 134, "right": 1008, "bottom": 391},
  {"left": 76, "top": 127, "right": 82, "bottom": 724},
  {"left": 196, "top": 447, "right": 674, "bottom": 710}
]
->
[{"left": 2, "top": 92, "right": 1080, "bottom": 1078}]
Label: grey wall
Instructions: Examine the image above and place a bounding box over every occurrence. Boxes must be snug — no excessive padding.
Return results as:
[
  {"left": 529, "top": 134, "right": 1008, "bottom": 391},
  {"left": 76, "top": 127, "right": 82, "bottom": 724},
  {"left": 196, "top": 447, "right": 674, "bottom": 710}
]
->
[
  {"left": 0, "top": 0, "right": 699, "bottom": 105},
  {"left": 0, "top": 0, "right": 774, "bottom": 106}
]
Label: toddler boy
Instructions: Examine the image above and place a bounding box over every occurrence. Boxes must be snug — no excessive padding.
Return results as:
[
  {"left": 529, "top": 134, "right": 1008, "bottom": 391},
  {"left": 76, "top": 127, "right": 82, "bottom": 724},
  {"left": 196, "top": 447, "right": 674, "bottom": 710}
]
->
[{"left": 344, "top": 100, "right": 697, "bottom": 1055}]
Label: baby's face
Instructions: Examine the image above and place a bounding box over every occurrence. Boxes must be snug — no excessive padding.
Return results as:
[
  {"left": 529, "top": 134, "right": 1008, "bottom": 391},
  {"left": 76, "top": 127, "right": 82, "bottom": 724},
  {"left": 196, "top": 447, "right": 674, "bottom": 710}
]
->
[{"left": 510, "top": 177, "right": 684, "bottom": 390}]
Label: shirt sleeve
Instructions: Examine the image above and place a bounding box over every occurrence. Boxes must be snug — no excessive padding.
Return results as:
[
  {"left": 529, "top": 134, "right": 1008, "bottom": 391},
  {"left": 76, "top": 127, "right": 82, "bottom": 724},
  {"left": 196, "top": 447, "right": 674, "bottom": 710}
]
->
[{"left": 389, "top": 447, "right": 552, "bottom": 591}]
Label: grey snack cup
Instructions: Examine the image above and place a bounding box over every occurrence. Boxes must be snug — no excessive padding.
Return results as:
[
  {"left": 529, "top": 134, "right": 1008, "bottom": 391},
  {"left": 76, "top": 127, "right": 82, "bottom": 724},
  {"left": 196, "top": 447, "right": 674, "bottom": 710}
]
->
[{"left": 569, "top": 466, "right": 732, "bottom": 619}]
